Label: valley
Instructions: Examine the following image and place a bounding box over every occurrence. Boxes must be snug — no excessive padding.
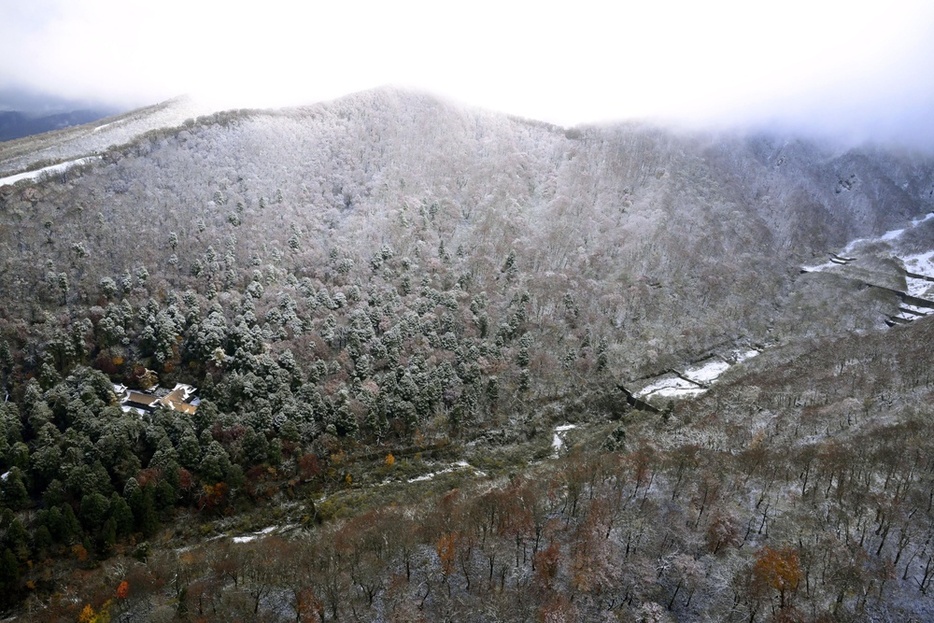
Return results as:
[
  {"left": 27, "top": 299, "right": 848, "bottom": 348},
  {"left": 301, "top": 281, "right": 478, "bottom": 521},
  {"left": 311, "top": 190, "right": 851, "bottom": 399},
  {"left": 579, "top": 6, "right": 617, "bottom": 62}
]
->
[{"left": 0, "top": 89, "right": 932, "bottom": 622}]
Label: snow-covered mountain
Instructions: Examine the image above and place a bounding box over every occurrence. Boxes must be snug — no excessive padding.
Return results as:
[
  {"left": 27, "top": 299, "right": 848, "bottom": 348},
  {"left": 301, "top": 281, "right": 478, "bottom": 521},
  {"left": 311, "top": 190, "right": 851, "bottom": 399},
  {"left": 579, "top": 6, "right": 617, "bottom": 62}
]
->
[{"left": 2, "top": 88, "right": 934, "bottom": 622}]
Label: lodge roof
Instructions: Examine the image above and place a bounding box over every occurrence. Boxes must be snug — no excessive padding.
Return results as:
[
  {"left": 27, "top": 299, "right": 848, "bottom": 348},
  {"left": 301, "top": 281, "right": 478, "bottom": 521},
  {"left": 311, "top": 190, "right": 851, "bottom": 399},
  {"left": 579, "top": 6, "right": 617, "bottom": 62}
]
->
[{"left": 115, "top": 383, "right": 199, "bottom": 415}]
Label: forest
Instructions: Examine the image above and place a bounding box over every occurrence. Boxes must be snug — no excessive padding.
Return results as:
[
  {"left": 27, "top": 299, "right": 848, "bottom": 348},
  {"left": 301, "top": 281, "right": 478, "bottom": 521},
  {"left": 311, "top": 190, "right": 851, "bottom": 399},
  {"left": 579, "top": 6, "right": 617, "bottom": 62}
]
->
[{"left": 0, "top": 87, "right": 933, "bottom": 621}]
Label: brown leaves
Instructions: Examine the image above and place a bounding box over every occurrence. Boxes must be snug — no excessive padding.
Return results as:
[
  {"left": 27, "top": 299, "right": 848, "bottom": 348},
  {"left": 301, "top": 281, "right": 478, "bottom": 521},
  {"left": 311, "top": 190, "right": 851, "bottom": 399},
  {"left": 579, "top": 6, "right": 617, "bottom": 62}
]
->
[
  {"left": 72, "top": 543, "right": 89, "bottom": 562},
  {"left": 753, "top": 546, "right": 802, "bottom": 607},
  {"left": 534, "top": 542, "right": 561, "bottom": 589},
  {"left": 436, "top": 532, "right": 458, "bottom": 577},
  {"left": 297, "top": 453, "right": 322, "bottom": 481},
  {"left": 197, "top": 481, "right": 229, "bottom": 513},
  {"left": 294, "top": 586, "right": 323, "bottom": 622}
]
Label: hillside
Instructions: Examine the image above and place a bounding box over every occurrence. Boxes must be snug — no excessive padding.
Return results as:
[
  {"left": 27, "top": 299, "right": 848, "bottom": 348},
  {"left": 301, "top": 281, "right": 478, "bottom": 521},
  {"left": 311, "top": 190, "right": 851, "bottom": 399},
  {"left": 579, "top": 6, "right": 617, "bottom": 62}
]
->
[
  {"left": 0, "top": 97, "right": 214, "bottom": 177},
  {"left": 3, "top": 89, "right": 932, "bottom": 371},
  {"left": 0, "top": 88, "right": 933, "bottom": 621}
]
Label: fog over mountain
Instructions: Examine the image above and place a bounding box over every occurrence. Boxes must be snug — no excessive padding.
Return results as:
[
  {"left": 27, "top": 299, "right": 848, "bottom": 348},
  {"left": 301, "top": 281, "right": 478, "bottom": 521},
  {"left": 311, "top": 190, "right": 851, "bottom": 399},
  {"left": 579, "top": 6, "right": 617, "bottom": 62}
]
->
[
  {"left": 3, "top": 2, "right": 934, "bottom": 149},
  {"left": 0, "top": 84, "right": 933, "bottom": 620}
]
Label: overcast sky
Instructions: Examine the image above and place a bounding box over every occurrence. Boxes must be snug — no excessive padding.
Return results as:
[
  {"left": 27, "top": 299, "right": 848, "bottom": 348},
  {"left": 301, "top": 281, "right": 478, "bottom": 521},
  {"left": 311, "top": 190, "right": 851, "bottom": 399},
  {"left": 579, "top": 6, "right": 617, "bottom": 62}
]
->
[{"left": 3, "top": 0, "right": 934, "bottom": 147}]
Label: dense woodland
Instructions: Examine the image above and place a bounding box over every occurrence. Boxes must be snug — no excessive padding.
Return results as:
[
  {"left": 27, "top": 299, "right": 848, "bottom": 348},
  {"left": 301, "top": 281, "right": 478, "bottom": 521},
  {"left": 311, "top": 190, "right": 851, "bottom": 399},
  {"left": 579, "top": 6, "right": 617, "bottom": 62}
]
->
[{"left": 0, "top": 88, "right": 933, "bottom": 621}]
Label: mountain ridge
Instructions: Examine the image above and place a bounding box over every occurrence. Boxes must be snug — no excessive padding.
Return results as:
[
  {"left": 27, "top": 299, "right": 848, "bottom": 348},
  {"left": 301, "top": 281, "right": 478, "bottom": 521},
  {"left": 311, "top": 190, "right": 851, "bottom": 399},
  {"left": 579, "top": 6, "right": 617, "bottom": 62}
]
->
[{"left": 3, "top": 87, "right": 932, "bottom": 377}]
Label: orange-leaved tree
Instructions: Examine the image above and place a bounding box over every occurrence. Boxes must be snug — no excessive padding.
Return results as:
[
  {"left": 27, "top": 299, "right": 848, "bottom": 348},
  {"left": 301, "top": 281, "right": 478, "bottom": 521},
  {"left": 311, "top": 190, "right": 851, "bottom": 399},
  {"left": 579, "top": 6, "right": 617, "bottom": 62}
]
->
[
  {"left": 753, "top": 546, "right": 802, "bottom": 608},
  {"left": 436, "top": 532, "right": 458, "bottom": 577}
]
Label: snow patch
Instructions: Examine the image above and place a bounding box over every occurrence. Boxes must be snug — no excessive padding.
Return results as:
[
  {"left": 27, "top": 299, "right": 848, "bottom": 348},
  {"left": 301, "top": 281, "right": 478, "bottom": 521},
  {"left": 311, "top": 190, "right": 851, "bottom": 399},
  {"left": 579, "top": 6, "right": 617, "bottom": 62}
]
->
[
  {"left": 0, "top": 156, "right": 100, "bottom": 187},
  {"left": 630, "top": 348, "right": 760, "bottom": 404},
  {"left": 682, "top": 359, "right": 731, "bottom": 384},
  {"left": 840, "top": 216, "right": 924, "bottom": 253},
  {"left": 552, "top": 424, "right": 577, "bottom": 455},
  {"left": 878, "top": 226, "right": 906, "bottom": 243},
  {"left": 232, "top": 525, "right": 278, "bottom": 543},
  {"left": 406, "top": 460, "right": 480, "bottom": 483},
  {"left": 635, "top": 375, "right": 699, "bottom": 398},
  {"left": 232, "top": 535, "right": 256, "bottom": 543},
  {"left": 649, "top": 387, "right": 706, "bottom": 399},
  {"left": 801, "top": 213, "right": 934, "bottom": 312},
  {"left": 730, "top": 349, "right": 761, "bottom": 364},
  {"left": 903, "top": 251, "right": 934, "bottom": 277},
  {"left": 801, "top": 261, "right": 839, "bottom": 273},
  {"left": 828, "top": 212, "right": 934, "bottom": 257},
  {"left": 906, "top": 278, "right": 934, "bottom": 299}
]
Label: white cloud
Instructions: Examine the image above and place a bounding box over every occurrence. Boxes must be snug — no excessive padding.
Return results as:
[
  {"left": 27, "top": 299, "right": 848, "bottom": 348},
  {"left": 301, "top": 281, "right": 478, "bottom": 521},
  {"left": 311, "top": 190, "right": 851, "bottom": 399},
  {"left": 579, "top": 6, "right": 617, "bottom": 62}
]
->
[{"left": 2, "top": 0, "right": 934, "bottom": 144}]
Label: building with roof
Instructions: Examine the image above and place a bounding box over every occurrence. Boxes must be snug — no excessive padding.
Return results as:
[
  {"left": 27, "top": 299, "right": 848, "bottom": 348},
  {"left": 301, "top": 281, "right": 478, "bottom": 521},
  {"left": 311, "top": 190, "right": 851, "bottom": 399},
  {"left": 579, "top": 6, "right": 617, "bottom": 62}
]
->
[{"left": 115, "top": 383, "right": 199, "bottom": 416}]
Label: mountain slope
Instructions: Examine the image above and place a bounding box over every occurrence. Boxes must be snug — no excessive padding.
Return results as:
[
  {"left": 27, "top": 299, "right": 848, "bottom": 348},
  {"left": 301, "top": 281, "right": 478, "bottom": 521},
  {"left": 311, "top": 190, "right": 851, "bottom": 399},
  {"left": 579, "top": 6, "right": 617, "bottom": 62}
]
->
[
  {"left": 0, "top": 96, "right": 214, "bottom": 176},
  {"left": 1, "top": 89, "right": 932, "bottom": 375},
  {"left": 1, "top": 88, "right": 934, "bottom": 620}
]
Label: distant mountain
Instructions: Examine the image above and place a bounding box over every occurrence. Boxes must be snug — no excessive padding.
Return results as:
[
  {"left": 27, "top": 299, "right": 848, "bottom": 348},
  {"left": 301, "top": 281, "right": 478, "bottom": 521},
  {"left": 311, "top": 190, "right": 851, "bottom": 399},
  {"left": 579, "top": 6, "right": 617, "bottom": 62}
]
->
[
  {"left": 0, "top": 109, "right": 113, "bottom": 141},
  {"left": 0, "top": 87, "right": 123, "bottom": 142},
  {"left": 0, "top": 95, "right": 213, "bottom": 176}
]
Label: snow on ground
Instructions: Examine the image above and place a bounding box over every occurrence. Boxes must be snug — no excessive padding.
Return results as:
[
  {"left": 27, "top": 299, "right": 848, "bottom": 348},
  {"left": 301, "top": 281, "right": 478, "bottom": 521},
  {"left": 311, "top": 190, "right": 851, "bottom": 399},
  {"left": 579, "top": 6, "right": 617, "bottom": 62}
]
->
[
  {"left": 649, "top": 386, "right": 706, "bottom": 399},
  {"left": 802, "top": 214, "right": 934, "bottom": 306},
  {"left": 552, "top": 424, "right": 577, "bottom": 454},
  {"left": 635, "top": 375, "right": 700, "bottom": 399},
  {"left": 407, "top": 460, "right": 482, "bottom": 483},
  {"left": 631, "top": 348, "right": 762, "bottom": 404},
  {"left": 0, "top": 156, "right": 100, "bottom": 186},
  {"left": 232, "top": 525, "right": 278, "bottom": 543},
  {"left": 407, "top": 472, "right": 439, "bottom": 483},
  {"left": 901, "top": 251, "right": 934, "bottom": 299},
  {"left": 232, "top": 535, "right": 256, "bottom": 543},
  {"left": 801, "top": 260, "right": 839, "bottom": 273},
  {"left": 901, "top": 251, "right": 934, "bottom": 300},
  {"left": 836, "top": 212, "right": 934, "bottom": 255},
  {"left": 903, "top": 251, "right": 934, "bottom": 277},
  {"left": 906, "top": 278, "right": 934, "bottom": 299},
  {"left": 682, "top": 359, "right": 731, "bottom": 384},
  {"left": 878, "top": 226, "right": 907, "bottom": 243},
  {"left": 730, "top": 349, "right": 761, "bottom": 364}
]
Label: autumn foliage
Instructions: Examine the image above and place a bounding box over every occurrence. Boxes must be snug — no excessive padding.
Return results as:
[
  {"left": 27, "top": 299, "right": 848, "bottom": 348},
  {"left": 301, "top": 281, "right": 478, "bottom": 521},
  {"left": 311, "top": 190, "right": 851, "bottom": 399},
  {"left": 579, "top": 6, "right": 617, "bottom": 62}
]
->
[
  {"left": 436, "top": 532, "right": 458, "bottom": 577},
  {"left": 197, "top": 482, "right": 229, "bottom": 513},
  {"left": 77, "top": 604, "right": 96, "bottom": 623},
  {"left": 753, "top": 546, "right": 803, "bottom": 608},
  {"left": 534, "top": 543, "right": 562, "bottom": 589}
]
